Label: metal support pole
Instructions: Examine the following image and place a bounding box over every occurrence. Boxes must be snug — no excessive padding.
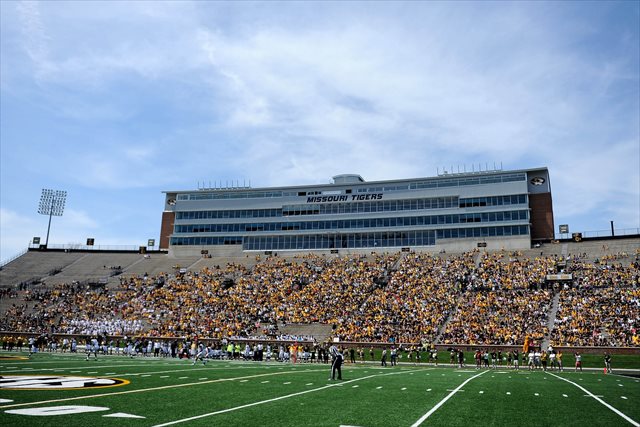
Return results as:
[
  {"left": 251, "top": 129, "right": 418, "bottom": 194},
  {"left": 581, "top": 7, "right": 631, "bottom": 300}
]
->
[{"left": 45, "top": 210, "right": 53, "bottom": 247}]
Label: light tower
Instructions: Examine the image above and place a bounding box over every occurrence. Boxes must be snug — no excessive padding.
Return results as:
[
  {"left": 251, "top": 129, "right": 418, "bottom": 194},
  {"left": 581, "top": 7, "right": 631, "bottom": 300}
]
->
[{"left": 38, "top": 189, "right": 67, "bottom": 248}]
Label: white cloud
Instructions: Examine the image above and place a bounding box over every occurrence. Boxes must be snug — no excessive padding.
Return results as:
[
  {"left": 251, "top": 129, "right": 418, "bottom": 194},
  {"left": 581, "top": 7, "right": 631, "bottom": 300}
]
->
[
  {"left": 58, "top": 208, "right": 99, "bottom": 229},
  {"left": 551, "top": 138, "right": 639, "bottom": 223},
  {"left": 15, "top": 0, "right": 55, "bottom": 78},
  {"left": 0, "top": 206, "right": 145, "bottom": 262},
  {"left": 0, "top": 208, "right": 39, "bottom": 261},
  {"left": 1, "top": 1, "right": 638, "bottom": 260}
]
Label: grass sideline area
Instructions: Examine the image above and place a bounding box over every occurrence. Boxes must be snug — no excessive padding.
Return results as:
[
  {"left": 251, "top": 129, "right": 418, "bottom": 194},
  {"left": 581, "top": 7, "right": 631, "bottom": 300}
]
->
[
  {"left": 0, "top": 351, "right": 639, "bottom": 426},
  {"left": 351, "top": 349, "right": 640, "bottom": 370}
]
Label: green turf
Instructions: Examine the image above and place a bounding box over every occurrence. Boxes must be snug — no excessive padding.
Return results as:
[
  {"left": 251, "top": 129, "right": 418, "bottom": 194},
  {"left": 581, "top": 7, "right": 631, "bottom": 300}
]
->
[
  {"left": 1, "top": 352, "right": 639, "bottom": 426},
  {"left": 345, "top": 349, "right": 640, "bottom": 369}
]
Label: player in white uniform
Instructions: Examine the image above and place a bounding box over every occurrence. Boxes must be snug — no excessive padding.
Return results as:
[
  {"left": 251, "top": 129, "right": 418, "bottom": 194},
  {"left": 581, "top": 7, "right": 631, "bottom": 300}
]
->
[
  {"left": 28, "top": 337, "right": 36, "bottom": 357},
  {"left": 193, "top": 343, "right": 208, "bottom": 365},
  {"left": 86, "top": 337, "right": 99, "bottom": 361}
]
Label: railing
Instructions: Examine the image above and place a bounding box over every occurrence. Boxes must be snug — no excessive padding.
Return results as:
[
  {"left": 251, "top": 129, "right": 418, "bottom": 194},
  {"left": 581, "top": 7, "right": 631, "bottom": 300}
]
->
[
  {"left": 28, "top": 243, "right": 142, "bottom": 251},
  {"left": 554, "top": 227, "right": 640, "bottom": 240},
  {"left": 0, "top": 248, "right": 28, "bottom": 268}
]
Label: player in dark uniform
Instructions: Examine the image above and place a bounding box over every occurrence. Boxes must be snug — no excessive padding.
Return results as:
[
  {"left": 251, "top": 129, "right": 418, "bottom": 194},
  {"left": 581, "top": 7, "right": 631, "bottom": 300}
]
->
[
  {"left": 329, "top": 344, "right": 343, "bottom": 380},
  {"left": 604, "top": 353, "right": 612, "bottom": 374}
]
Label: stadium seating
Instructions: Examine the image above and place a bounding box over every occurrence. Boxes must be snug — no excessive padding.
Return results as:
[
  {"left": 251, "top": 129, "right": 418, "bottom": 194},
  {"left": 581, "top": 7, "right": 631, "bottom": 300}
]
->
[{"left": 1, "top": 239, "right": 638, "bottom": 347}]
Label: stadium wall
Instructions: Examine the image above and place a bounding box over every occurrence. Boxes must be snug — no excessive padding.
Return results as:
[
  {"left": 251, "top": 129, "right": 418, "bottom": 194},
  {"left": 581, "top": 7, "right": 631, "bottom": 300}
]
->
[
  {"left": 1, "top": 332, "right": 638, "bottom": 355},
  {"left": 168, "top": 235, "right": 531, "bottom": 258}
]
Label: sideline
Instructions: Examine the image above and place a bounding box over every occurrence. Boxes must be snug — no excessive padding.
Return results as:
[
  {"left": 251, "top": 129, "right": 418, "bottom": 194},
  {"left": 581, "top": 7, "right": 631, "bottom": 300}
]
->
[
  {"left": 153, "top": 368, "right": 427, "bottom": 426},
  {"left": 0, "top": 368, "right": 325, "bottom": 409},
  {"left": 410, "top": 369, "right": 489, "bottom": 426},
  {"left": 547, "top": 372, "right": 639, "bottom": 427},
  {"left": 1, "top": 363, "right": 171, "bottom": 372}
]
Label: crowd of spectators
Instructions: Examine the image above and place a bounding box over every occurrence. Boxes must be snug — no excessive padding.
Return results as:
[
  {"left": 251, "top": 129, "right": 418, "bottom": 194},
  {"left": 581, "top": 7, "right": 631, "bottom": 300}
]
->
[
  {"left": 439, "top": 253, "right": 558, "bottom": 345},
  {"left": 552, "top": 287, "right": 639, "bottom": 346},
  {"left": 337, "top": 252, "right": 475, "bottom": 342},
  {"left": 0, "top": 249, "right": 638, "bottom": 347},
  {"left": 0, "top": 287, "right": 17, "bottom": 299},
  {"left": 440, "top": 289, "right": 552, "bottom": 345}
]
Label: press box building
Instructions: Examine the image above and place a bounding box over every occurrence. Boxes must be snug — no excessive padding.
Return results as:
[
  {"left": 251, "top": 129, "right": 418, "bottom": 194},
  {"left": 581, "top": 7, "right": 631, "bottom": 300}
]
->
[{"left": 160, "top": 167, "right": 554, "bottom": 256}]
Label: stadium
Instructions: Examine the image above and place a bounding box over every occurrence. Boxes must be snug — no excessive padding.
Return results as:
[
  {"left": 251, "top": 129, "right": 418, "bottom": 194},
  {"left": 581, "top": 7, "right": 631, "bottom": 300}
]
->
[
  {"left": 0, "top": 168, "right": 639, "bottom": 427},
  {"left": 161, "top": 167, "right": 552, "bottom": 255}
]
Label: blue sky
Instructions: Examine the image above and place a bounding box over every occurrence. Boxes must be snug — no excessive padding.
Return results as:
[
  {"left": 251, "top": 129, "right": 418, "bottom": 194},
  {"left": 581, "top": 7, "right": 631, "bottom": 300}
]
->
[{"left": 1, "top": 1, "right": 638, "bottom": 260}]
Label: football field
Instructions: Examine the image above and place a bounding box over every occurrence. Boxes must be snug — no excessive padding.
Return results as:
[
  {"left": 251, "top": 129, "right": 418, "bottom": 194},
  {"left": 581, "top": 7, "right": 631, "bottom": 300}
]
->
[{"left": 1, "top": 352, "right": 639, "bottom": 426}]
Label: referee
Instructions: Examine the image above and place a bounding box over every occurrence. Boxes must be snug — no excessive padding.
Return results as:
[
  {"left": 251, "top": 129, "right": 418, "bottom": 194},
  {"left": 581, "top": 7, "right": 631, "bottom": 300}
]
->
[{"left": 329, "top": 344, "right": 343, "bottom": 380}]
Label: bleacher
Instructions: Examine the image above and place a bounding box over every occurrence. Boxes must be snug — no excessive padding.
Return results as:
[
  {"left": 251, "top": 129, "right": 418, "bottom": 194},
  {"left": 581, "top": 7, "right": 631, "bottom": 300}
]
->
[
  {"left": 122, "top": 254, "right": 199, "bottom": 278},
  {"left": 45, "top": 253, "right": 144, "bottom": 285},
  {"left": 2, "top": 237, "right": 637, "bottom": 290},
  {"left": 0, "top": 251, "right": 222, "bottom": 289},
  {"left": 1, "top": 237, "right": 637, "bottom": 347},
  {"left": 511, "top": 237, "right": 640, "bottom": 263},
  {"left": 0, "top": 251, "right": 86, "bottom": 288}
]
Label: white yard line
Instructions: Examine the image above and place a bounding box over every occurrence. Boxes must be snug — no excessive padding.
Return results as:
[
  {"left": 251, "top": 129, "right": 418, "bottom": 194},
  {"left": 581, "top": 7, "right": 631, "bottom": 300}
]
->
[
  {"left": 547, "top": 372, "right": 639, "bottom": 427},
  {"left": 2, "top": 363, "right": 162, "bottom": 372},
  {"left": 121, "top": 368, "right": 213, "bottom": 376},
  {"left": 152, "top": 369, "right": 426, "bottom": 427},
  {"left": 2, "top": 365, "right": 263, "bottom": 378},
  {"left": 411, "top": 370, "right": 489, "bottom": 427},
  {"left": 0, "top": 369, "right": 325, "bottom": 410}
]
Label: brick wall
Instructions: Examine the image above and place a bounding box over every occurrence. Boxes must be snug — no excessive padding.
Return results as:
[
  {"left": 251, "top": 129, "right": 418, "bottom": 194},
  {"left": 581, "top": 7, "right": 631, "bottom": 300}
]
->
[
  {"left": 529, "top": 192, "right": 554, "bottom": 241},
  {"left": 159, "top": 211, "right": 175, "bottom": 250}
]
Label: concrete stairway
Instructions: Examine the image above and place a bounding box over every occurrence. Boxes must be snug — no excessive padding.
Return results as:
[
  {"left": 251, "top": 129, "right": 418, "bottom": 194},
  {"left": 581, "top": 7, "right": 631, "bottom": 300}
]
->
[
  {"left": 276, "top": 323, "right": 333, "bottom": 342},
  {"left": 542, "top": 291, "right": 561, "bottom": 350}
]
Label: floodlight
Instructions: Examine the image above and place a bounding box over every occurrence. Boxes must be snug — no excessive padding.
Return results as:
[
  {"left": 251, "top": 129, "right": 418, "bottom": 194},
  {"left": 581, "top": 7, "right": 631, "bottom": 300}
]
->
[{"left": 38, "top": 188, "right": 67, "bottom": 247}]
